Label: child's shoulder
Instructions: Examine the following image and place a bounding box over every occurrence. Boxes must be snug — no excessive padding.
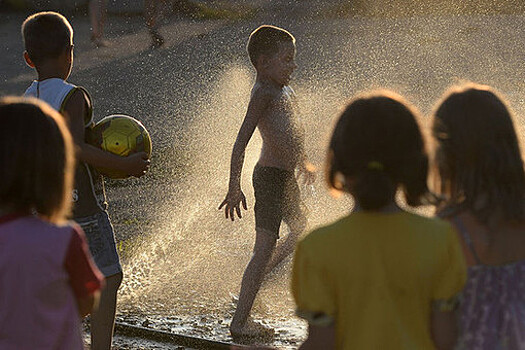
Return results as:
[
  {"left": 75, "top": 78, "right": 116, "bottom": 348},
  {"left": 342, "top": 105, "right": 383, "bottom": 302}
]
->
[
  {"left": 303, "top": 212, "right": 453, "bottom": 242},
  {"left": 300, "top": 215, "right": 353, "bottom": 246},
  {"left": 251, "top": 81, "right": 282, "bottom": 101}
]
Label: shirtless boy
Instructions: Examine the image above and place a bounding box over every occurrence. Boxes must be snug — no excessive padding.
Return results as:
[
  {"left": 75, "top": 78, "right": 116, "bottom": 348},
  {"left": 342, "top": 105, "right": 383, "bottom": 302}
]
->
[{"left": 219, "top": 25, "right": 315, "bottom": 338}]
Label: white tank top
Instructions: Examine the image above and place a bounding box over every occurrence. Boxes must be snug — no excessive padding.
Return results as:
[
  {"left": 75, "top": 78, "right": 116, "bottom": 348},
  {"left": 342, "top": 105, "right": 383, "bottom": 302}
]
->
[
  {"left": 24, "top": 78, "right": 104, "bottom": 217},
  {"left": 24, "top": 78, "right": 93, "bottom": 127}
]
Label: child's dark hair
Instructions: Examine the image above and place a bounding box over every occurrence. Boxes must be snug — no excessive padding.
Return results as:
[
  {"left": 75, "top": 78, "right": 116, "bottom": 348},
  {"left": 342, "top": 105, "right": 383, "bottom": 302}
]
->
[
  {"left": 21, "top": 11, "right": 73, "bottom": 66},
  {"left": 0, "top": 96, "right": 74, "bottom": 222},
  {"left": 327, "top": 91, "right": 429, "bottom": 210},
  {"left": 247, "top": 25, "right": 295, "bottom": 66},
  {"left": 432, "top": 83, "right": 525, "bottom": 224}
]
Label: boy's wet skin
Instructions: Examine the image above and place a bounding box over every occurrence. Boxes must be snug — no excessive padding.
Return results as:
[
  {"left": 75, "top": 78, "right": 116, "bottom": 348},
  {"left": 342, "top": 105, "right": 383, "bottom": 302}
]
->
[{"left": 256, "top": 83, "right": 306, "bottom": 171}]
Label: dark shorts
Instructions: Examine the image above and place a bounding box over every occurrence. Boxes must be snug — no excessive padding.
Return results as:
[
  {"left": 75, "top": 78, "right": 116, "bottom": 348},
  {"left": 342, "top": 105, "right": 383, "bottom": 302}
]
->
[
  {"left": 75, "top": 211, "right": 122, "bottom": 277},
  {"left": 252, "top": 164, "right": 305, "bottom": 238}
]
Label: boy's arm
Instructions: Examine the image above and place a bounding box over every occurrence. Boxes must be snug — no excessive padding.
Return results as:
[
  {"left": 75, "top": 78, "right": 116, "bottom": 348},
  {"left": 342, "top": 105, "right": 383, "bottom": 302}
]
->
[
  {"left": 219, "top": 89, "right": 272, "bottom": 221},
  {"left": 64, "top": 90, "right": 150, "bottom": 177},
  {"left": 291, "top": 90, "right": 316, "bottom": 185}
]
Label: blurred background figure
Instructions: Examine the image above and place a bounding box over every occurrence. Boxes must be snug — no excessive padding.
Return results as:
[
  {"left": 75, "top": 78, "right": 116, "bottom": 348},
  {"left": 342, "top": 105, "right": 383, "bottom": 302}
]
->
[
  {"left": 89, "top": 0, "right": 110, "bottom": 47},
  {"left": 144, "top": 0, "right": 201, "bottom": 49},
  {"left": 144, "top": 0, "right": 167, "bottom": 48}
]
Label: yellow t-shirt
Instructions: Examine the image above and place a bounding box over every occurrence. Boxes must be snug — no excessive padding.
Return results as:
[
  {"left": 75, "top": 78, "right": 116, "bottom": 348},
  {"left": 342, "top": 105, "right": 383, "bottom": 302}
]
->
[{"left": 292, "top": 211, "right": 466, "bottom": 350}]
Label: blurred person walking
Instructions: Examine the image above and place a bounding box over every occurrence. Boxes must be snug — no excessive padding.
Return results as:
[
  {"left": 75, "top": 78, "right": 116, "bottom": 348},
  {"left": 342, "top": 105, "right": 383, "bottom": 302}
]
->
[{"left": 89, "top": 0, "right": 110, "bottom": 47}]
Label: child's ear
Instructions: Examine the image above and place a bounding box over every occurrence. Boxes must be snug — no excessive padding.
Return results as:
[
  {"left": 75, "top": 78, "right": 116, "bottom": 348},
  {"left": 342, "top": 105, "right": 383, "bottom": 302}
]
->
[{"left": 23, "top": 51, "right": 35, "bottom": 68}]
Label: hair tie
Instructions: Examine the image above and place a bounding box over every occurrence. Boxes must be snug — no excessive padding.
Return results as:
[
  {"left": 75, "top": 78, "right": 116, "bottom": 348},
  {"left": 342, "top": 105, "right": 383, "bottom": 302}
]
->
[{"left": 367, "top": 161, "right": 384, "bottom": 171}]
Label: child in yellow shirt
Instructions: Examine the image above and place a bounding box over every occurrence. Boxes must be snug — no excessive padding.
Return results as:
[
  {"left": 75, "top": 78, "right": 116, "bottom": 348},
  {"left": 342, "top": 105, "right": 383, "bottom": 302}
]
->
[{"left": 292, "top": 91, "right": 467, "bottom": 349}]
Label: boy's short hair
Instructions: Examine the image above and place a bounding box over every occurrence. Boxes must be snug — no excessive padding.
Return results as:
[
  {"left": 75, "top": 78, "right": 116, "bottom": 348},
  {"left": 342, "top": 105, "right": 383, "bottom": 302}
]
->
[
  {"left": 21, "top": 11, "right": 73, "bottom": 66},
  {"left": 0, "top": 97, "right": 75, "bottom": 223},
  {"left": 247, "top": 25, "right": 295, "bottom": 66}
]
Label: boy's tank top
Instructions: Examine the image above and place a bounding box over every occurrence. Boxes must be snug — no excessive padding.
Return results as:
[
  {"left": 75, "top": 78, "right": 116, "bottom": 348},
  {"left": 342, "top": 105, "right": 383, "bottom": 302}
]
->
[{"left": 25, "top": 78, "right": 107, "bottom": 218}]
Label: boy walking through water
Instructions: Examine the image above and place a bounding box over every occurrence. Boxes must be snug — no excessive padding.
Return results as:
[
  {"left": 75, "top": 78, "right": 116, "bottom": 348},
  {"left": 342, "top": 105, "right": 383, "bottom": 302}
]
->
[{"left": 219, "top": 25, "right": 315, "bottom": 339}]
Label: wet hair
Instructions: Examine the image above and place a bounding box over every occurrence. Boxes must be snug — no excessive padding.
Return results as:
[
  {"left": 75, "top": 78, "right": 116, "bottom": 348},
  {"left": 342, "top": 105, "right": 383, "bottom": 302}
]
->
[
  {"left": 327, "top": 91, "right": 430, "bottom": 210},
  {"left": 246, "top": 25, "right": 295, "bottom": 67},
  {"left": 21, "top": 11, "right": 73, "bottom": 66},
  {"left": 0, "top": 96, "right": 75, "bottom": 223},
  {"left": 432, "top": 83, "right": 525, "bottom": 224}
]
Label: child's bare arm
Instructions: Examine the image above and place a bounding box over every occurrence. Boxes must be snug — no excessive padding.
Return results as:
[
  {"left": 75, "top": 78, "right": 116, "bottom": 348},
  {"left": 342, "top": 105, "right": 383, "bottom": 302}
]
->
[
  {"left": 430, "top": 302, "right": 458, "bottom": 350},
  {"left": 299, "top": 324, "right": 336, "bottom": 349},
  {"left": 77, "top": 290, "right": 100, "bottom": 317},
  {"left": 64, "top": 90, "right": 150, "bottom": 177},
  {"left": 292, "top": 92, "right": 316, "bottom": 185},
  {"left": 219, "top": 89, "right": 272, "bottom": 220}
]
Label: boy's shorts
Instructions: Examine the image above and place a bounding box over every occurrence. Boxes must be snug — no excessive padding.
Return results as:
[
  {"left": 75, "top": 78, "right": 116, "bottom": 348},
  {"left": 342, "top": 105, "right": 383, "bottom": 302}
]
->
[
  {"left": 252, "top": 164, "right": 305, "bottom": 238},
  {"left": 75, "top": 211, "right": 122, "bottom": 277}
]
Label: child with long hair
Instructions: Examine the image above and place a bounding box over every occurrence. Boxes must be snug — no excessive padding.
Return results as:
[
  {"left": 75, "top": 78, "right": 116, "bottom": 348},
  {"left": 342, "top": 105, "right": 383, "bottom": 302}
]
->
[
  {"left": 292, "top": 91, "right": 466, "bottom": 349},
  {"left": 0, "top": 97, "right": 104, "bottom": 349},
  {"left": 432, "top": 83, "right": 525, "bottom": 349}
]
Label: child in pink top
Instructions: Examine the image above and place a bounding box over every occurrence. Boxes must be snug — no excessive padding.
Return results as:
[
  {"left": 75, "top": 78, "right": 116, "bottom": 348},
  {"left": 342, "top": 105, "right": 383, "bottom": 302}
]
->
[{"left": 0, "top": 97, "right": 104, "bottom": 350}]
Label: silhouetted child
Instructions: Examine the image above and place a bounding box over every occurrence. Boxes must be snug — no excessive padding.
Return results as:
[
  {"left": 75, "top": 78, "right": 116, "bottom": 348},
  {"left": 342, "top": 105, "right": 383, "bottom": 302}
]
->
[
  {"left": 21, "top": 11, "right": 150, "bottom": 350},
  {"left": 219, "top": 25, "right": 315, "bottom": 338},
  {"left": 0, "top": 96, "right": 104, "bottom": 349},
  {"left": 432, "top": 83, "right": 525, "bottom": 349},
  {"left": 292, "top": 91, "right": 467, "bottom": 349},
  {"left": 89, "top": 0, "right": 109, "bottom": 47}
]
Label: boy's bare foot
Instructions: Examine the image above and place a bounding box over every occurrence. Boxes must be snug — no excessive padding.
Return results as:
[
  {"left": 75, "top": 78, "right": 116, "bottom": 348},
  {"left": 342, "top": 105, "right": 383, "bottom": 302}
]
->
[
  {"left": 230, "top": 319, "right": 274, "bottom": 341},
  {"left": 91, "top": 35, "right": 110, "bottom": 48},
  {"left": 149, "top": 29, "right": 164, "bottom": 49}
]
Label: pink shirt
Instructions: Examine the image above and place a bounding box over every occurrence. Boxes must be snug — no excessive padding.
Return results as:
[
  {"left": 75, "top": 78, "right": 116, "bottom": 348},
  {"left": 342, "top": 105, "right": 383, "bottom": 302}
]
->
[{"left": 0, "top": 214, "right": 103, "bottom": 350}]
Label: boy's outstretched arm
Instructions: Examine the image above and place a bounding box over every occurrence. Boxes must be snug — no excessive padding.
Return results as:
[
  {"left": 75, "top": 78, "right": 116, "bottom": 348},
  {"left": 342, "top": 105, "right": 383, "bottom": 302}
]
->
[
  {"left": 219, "top": 89, "right": 271, "bottom": 221},
  {"left": 64, "top": 90, "right": 150, "bottom": 177}
]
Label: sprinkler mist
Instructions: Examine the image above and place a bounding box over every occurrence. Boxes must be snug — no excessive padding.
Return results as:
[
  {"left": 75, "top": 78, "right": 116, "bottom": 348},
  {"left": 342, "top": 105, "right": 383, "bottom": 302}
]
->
[
  {"left": 113, "top": 63, "right": 350, "bottom": 340},
  {"left": 105, "top": 7, "right": 525, "bottom": 346}
]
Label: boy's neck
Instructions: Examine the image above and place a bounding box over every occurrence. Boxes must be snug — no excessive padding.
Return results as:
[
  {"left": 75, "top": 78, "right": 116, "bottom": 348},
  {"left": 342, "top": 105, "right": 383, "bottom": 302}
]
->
[
  {"left": 256, "top": 73, "right": 284, "bottom": 89},
  {"left": 35, "top": 62, "right": 68, "bottom": 81},
  {"left": 37, "top": 72, "right": 65, "bottom": 81}
]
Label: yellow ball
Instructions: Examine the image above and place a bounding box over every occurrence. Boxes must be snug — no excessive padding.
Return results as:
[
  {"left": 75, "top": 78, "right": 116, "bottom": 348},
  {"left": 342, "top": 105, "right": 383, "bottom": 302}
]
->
[{"left": 88, "top": 114, "right": 152, "bottom": 179}]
